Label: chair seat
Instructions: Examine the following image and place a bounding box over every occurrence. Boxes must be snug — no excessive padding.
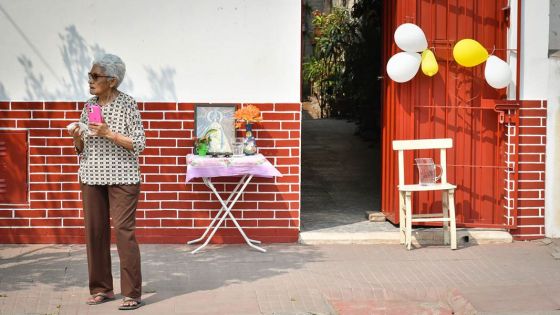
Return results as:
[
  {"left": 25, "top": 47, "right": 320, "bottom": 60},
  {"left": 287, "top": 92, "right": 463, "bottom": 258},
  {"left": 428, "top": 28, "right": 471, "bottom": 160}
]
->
[{"left": 398, "top": 183, "right": 456, "bottom": 192}]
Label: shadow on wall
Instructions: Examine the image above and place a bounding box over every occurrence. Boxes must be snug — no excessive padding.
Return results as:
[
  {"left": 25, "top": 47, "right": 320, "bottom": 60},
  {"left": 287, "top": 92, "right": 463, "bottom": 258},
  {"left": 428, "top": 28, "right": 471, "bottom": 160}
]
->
[
  {"left": 144, "top": 66, "right": 177, "bottom": 101},
  {"left": 0, "top": 83, "right": 8, "bottom": 100},
  {"left": 59, "top": 25, "right": 97, "bottom": 99},
  {"left": 0, "top": 8, "right": 176, "bottom": 101},
  {"left": 14, "top": 24, "right": 100, "bottom": 100}
]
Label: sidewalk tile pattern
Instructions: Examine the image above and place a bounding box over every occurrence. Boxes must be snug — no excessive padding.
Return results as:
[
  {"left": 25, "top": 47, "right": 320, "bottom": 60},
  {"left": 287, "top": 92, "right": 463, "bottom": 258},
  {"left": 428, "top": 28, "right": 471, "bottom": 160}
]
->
[{"left": 1, "top": 241, "right": 560, "bottom": 314}]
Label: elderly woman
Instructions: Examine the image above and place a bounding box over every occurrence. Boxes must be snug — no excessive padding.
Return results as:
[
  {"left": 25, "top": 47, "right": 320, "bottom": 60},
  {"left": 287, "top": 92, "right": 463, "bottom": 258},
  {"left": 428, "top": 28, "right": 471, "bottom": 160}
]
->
[{"left": 68, "top": 54, "right": 146, "bottom": 310}]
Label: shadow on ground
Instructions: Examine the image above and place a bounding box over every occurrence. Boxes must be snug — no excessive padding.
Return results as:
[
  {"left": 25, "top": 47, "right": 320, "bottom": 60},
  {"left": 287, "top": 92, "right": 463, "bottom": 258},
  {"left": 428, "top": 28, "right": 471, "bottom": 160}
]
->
[{"left": 0, "top": 244, "right": 323, "bottom": 313}]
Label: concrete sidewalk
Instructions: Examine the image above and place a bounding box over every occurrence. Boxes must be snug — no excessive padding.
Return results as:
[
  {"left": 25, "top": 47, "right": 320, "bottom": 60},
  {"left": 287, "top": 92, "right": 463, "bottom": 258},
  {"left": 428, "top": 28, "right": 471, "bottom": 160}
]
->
[{"left": 2, "top": 241, "right": 560, "bottom": 314}]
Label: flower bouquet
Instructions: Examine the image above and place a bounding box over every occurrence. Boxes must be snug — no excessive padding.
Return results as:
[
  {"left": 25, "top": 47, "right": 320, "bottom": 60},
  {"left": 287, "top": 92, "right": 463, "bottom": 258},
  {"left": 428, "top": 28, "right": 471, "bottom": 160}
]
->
[
  {"left": 234, "top": 104, "right": 262, "bottom": 128},
  {"left": 234, "top": 105, "right": 262, "bottom": 155}
]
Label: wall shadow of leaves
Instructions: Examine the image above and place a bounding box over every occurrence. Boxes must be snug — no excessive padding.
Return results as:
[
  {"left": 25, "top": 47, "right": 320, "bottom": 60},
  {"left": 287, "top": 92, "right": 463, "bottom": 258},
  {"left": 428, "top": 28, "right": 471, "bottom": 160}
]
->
[{"left": 0, "top": 16, "right": 176, "bottom": 101}]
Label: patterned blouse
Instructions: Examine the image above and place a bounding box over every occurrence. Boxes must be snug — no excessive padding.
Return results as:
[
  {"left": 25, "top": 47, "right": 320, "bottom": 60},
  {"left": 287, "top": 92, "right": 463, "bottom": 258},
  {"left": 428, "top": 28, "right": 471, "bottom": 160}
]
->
[{"left": 78, "top": 92, "right": 146, "bottom": 185}]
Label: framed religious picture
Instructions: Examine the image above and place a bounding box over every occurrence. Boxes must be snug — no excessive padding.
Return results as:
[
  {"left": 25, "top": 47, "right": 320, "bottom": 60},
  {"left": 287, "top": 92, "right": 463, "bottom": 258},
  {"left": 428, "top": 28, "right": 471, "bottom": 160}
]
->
[{"left": 194, "top": 104, "right": 236, "bottom": 155}]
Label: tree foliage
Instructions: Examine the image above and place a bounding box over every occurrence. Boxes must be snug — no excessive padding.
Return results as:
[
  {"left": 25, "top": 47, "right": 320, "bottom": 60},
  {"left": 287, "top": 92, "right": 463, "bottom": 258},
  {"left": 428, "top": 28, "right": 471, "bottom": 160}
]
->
[
  {"left": 303, "top": 8, "right": 352, "bottom": 118},
  {"left": 303, "top": 0, "right": 383, "bottom": 138}
]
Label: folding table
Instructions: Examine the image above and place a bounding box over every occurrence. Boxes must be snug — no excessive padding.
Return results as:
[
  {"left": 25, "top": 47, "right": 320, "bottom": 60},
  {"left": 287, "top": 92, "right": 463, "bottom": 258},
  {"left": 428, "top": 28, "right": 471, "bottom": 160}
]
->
[{"left": 185, "top": 154, "right": 282, "bottom": 254}]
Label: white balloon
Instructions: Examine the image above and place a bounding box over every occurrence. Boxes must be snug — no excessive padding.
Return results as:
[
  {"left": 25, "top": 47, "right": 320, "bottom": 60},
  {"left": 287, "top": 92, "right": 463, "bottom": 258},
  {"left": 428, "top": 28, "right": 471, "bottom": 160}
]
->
[
  {"left": 394, "top": 23, "right": 428, "bottom": 52},
  {"left": 386, "top": 52, "right": 422, "bottom": 83},
  {"left": 484, "top": 55, "right": 512, "bottom": 89}
]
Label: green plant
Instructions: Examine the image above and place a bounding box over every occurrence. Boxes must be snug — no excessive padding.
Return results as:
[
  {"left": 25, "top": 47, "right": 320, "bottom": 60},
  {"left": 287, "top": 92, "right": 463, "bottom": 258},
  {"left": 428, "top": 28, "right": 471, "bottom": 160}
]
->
[
  {"left": 303, "top": 7, "right": 353, "bottom": 118},
  {"left": 195, "top": 129, "right": 217, "bottom": 146},
  {"left": 303, "top": 0, "right": 383, "bottom": 139}
]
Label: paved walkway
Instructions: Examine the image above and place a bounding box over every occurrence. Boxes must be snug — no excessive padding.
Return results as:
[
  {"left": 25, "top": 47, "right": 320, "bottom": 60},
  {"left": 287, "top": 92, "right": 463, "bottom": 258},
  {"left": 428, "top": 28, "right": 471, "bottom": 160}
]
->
[
  {"left": 301, "top": 116, "right": 394, "bottom": 233},
  {"left": 2, "top": 241, "right": 560, "bottom": 314}
]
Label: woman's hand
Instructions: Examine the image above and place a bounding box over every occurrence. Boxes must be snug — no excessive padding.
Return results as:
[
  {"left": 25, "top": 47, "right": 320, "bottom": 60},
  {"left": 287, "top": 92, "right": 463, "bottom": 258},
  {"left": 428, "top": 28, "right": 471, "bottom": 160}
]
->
[
  {"left": 68, "top": 125, "right": 81, "bottom": 139},
  {"left": 69, "top": 124, "right": 84, "bottom": 153},
  {"left": 88, "top": 122, "right": 113, "bottom": 138}
]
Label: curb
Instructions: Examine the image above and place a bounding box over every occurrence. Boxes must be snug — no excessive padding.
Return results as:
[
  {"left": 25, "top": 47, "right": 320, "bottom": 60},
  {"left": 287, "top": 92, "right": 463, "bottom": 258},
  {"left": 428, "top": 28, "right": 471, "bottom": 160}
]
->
[{"left": 298, "top": 228, "right": 513, "bottom": 245}]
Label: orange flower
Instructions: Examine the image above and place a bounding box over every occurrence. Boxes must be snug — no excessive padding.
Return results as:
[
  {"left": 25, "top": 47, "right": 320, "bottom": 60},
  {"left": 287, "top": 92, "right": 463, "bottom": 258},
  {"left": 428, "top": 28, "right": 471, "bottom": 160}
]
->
[{"left": 235, "top": 105, "right": 262, "bottom": 128}]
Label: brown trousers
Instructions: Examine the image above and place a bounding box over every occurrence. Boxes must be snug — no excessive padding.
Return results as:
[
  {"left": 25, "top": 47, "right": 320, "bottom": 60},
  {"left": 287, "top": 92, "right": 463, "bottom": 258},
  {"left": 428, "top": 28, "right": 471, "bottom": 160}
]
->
[{"left": 81, "top": 183, "right": 142, "bottom": 298}]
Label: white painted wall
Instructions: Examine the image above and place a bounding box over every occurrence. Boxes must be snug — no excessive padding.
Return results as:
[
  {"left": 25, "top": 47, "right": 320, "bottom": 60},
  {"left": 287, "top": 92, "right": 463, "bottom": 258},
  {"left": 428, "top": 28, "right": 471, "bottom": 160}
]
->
[
  {"left": 510, "top": 0, "right": 560, "bottom": 237},
  {"left": 0, "top": 0, "right": 301, "bottom": 102}
]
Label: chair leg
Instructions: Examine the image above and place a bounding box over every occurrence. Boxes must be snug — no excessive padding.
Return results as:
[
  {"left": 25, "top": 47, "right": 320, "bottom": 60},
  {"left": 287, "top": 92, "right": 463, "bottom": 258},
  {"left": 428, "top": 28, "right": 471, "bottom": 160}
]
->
[
  {"left": 399, "top": 191, "right": 405, "bottom": 244},
  {"left": 448, "top": 189, "right": 457, "bottom": 250},
  {"left": 405, "top": 192, "right": 412, "bottom": 250},
  {"left": 442, "top": 190, "right": 450, "bottom": 245}
]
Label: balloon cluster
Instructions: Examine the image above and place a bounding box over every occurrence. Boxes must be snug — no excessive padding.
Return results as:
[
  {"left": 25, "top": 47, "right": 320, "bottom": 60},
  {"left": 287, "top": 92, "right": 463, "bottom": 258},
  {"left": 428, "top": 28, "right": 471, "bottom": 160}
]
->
[
  {"left": 453, "top": 39, "right": 512, "bottom": 89},
  {"left": 386, "top": 23, "right": 512, "bottom": 89},
  {"left": 386, "top": 23, "right": 436, "bottom": 83}
]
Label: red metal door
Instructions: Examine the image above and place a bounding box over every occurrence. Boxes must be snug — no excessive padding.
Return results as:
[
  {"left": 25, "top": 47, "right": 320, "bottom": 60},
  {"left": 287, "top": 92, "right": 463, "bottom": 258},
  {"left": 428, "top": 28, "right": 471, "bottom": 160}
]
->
[{"left": 381, "top": 0, "right": 516, "bottom": 227}]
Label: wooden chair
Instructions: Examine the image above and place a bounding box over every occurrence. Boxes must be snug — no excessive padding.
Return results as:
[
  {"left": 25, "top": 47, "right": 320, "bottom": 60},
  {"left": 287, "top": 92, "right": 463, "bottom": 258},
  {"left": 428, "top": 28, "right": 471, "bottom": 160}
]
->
[{"left": 392, "top": 138, "right": 457, "bottom": 250}]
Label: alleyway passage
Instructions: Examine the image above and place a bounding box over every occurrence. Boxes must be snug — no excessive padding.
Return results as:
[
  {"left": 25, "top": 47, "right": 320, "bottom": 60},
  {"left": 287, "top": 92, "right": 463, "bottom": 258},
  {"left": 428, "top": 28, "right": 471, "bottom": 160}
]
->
[{"left": 301, "top": 112, "right": 385, "bottom": 232}]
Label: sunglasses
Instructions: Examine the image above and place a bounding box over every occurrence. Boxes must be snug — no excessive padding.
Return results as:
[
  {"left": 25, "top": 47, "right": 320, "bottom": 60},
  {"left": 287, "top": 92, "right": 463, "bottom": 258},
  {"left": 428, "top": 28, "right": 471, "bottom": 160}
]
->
[{"left": 88, "top": 72, "right": 114, "bottom": 81}]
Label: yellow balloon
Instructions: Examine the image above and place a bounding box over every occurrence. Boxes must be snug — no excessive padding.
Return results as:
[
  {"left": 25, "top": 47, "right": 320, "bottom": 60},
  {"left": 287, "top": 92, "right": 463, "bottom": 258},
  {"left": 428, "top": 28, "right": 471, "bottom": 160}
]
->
[
  {"left": 421, "top": 49, "right": 438, "bottom": 76},
  {"left": 453, "top": 39, "right": 489, "bottom": 67}
]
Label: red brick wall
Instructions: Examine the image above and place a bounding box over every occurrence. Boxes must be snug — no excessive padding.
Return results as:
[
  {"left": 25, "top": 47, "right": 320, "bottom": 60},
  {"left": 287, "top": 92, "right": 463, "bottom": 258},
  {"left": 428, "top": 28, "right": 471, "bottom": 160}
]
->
[
  {"left": 512, "top": 100, "right": 547, "bottom": 239},
  {"left": 0, "top": 101, "right": 301, "bottom": 244}
]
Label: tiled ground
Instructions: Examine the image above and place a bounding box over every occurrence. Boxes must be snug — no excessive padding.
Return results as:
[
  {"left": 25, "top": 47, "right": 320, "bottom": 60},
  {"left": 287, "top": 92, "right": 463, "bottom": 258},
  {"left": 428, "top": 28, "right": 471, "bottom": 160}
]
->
[
  {"left": 301, "top": 117, "right": 384, "bottom": 233},
  {"left": 1, "top": 241, "right": 560, "bottom": 314}
]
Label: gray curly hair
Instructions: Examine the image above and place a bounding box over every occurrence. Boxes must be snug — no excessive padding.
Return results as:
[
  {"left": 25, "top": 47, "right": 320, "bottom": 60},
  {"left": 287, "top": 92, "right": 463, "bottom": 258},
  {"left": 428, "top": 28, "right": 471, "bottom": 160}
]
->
[{"left": 92, "top": 54, "right": 126, "bottom": 87}]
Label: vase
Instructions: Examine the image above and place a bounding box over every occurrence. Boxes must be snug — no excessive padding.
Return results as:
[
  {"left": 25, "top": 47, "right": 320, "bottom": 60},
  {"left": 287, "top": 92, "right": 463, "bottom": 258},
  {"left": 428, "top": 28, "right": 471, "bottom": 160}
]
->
[
  {"left": 243, "top": 123, "right": 257, "bottom": 155},
  {"left": 196, "top": 142, "right": 208, "bottom": 156}
]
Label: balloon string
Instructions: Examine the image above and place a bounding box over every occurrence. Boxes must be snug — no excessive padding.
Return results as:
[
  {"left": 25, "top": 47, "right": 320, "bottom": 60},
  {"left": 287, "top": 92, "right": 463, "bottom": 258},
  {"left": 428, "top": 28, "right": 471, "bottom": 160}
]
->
[{"left": 429, "top": 46, "right": 515, "bottom": 52}]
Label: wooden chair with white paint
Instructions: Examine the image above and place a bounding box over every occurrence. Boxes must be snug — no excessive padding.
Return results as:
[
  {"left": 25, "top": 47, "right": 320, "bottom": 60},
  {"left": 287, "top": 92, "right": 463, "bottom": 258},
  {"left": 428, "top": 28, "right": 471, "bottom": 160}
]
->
[{"left": 392, "top": 138, "right": 457, "bottom": 250}]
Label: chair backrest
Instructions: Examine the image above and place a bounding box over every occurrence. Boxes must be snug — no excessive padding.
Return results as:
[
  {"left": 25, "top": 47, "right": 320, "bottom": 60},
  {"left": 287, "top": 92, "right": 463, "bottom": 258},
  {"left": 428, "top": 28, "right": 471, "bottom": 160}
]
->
[{"left": 392, "top": 138, "right": 452, "bottom": 186}]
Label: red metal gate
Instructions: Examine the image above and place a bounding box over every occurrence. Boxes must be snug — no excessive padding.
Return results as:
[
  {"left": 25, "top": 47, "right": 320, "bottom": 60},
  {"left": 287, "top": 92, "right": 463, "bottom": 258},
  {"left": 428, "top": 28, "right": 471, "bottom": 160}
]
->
[{"left": 381, "top": 0, "right": 518, "bottom": 228}]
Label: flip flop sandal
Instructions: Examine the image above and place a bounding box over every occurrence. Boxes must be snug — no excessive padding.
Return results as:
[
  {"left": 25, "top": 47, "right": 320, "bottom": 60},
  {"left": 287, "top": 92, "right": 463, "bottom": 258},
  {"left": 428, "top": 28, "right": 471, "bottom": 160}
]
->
[
  {"left": 118, "top": 297, "right": 145, "bottom": 310},
  {"left": 86, "top": 292, "right": 115, "bottom": 305}
]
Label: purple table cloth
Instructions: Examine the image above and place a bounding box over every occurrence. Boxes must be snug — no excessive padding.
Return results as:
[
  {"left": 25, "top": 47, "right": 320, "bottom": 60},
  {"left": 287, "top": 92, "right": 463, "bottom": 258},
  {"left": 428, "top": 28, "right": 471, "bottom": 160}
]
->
[{"left": 186, "top": 154, "right": 282, "bottom": 182}]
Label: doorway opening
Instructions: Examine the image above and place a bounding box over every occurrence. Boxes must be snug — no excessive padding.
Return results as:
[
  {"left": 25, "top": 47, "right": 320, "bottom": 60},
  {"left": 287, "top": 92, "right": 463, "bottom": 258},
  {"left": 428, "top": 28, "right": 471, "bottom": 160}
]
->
[{"left": 300, "top": 0, "right": 393, "bottom": 233}]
